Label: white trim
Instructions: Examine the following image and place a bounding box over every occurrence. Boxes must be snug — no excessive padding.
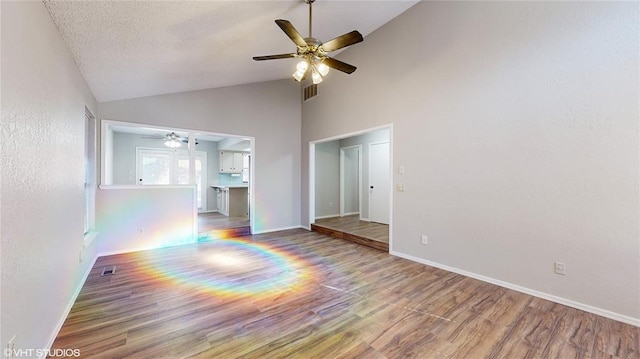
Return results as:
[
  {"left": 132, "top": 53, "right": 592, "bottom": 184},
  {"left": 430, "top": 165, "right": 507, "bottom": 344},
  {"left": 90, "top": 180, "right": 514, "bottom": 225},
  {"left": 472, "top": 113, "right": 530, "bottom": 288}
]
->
[
  {"left": 309, "top": 123, "right": 392, "bottom": 145},
  {"left": 251, "top": 225, "right": 303, "bottom": 235},
  {"left": 388, "top": 124, "right": 394, "bottom": 251},
  {"left": 390, "top": 250, "right": 640, "bottom": 328},
  {"left": 99, "top": 184, "right": 195, "bottom": 190},
  {"left": 315, "top": 214, "right": 341, "bottom": 220},
  {"left": 341, "top": 212, "right": 360, "bottom": 217},
  {"left": 83, "top": 230, "right": 98, "bottom": 249},
  {"left": 46, "top": 254, "right": 99, "bottom": 351},
  {"left": 309, "top": 142, "right": 316, "bottom": 225}
]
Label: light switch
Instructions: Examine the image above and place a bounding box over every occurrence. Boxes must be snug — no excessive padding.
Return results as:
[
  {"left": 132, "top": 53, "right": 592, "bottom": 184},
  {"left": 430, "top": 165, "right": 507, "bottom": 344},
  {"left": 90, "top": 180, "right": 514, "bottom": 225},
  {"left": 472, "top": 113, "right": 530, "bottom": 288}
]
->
[
  {"left": 398, "top": 165, "right": 405, "bottom": 174},
  {"left": 397, "top": 184, "right": 405, "bottom": 192}
]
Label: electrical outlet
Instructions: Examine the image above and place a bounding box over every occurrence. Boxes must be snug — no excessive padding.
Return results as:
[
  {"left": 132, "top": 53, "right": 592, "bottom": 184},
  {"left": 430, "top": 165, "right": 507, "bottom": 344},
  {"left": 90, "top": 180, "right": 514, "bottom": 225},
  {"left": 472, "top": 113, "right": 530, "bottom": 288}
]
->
[
  {"left": 138, "top": 228, "right": 144, "bottom": 234},
  {"left": 421, "top": 235, "right": 428, "bottom": 245},
  {"left": 79, "top": 249, "right": 84, "bottom": 262},
  {"left": 397, "top": 184, "right": 405, "bottom": 192},
  {"left": 554, "top": 261, "right": 566, "bottom": 275},
  {"left": 329, "top": 202, "right": 333, "bottom": 208}
]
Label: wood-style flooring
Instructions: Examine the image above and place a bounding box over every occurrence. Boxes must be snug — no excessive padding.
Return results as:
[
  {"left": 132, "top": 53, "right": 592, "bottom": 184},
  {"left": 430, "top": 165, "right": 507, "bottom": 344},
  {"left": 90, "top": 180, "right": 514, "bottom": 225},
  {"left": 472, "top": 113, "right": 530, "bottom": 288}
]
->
[
  {"left": 312, "top": 215, "right": 389, "bottom": 251},
  {"left": 51, "top": 229, "right": 639, "bottom": 358},
  {"left": 198, "top": 212, "right": 250, "bottom": 238}
]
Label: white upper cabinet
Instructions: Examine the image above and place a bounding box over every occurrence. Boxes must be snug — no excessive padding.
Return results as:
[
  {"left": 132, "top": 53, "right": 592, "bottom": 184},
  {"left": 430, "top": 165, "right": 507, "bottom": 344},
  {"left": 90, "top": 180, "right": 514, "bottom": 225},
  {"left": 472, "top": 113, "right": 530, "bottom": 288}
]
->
[{"left": 219, "top": 151, "right": 244, "bottom": 173}]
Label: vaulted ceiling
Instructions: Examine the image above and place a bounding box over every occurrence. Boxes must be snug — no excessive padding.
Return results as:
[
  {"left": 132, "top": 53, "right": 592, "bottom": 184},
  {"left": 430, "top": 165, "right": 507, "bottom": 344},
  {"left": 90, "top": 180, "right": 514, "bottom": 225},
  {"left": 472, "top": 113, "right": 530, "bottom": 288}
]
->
[{"left": 44, "top": 0, "right": 418, "bottom": 102}]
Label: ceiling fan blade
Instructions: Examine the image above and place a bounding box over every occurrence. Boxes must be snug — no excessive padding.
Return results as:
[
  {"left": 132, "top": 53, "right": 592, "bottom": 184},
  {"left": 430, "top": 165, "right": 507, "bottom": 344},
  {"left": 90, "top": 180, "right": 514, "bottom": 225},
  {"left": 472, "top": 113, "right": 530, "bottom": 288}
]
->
[
  {"left": 275, "top": 19, "right": 307, "bottom": 48},
  {"left": 321, "top": 31, "right": 363, "bottom": 53},
  {"left": 323, "top": 57, "right": 357, "bottom": 74},
  {"left": 253, "top": 53, "right": 297, "bottom": 61}
]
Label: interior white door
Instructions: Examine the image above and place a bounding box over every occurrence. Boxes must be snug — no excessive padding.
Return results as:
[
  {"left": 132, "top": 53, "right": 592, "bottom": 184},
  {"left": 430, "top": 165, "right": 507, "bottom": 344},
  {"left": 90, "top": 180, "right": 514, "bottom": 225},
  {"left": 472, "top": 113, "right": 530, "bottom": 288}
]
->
[{"left": 369, "top": 141, "right": 390, "bottom": 224}]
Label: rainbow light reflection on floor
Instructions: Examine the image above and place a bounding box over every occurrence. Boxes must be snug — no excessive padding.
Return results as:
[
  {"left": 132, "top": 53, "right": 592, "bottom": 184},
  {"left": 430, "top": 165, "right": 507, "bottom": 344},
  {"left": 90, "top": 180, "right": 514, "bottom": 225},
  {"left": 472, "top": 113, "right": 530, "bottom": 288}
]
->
[{"left": 135, "top": 233, "right": 315, "bottom": 301}]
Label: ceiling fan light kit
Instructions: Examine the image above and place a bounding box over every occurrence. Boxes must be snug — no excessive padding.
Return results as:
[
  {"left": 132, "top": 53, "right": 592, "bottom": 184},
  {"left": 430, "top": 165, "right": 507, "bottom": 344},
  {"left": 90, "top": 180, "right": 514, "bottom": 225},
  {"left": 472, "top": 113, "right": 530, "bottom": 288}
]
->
[
  {"left": 253, "top": 0, "right": 363, "bottom": 85},
  {"left": 163, "top": 132, "right": 182, "bottom": 148}
]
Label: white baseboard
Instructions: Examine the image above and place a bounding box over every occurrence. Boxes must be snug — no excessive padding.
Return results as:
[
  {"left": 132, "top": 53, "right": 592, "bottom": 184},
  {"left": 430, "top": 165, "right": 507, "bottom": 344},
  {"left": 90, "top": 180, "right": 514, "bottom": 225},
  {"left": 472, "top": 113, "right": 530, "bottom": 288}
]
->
[
  {"left": 251, "top": 225, "right": 303, "bottom": 235},
  {"left": 315, "top": 214, "right": 340, "bottom": 220},
  {"left": 360, "top": 217, "right": 370, "bottom": 222},
  {"left": 341, "top": 212, "right": 360, "bottom": 217},
  {"left": 390, "top": 250, "right": 640, "bottom": 327},
  {"left": 46, "top": 253, "right": 99, "bottom": 352}
]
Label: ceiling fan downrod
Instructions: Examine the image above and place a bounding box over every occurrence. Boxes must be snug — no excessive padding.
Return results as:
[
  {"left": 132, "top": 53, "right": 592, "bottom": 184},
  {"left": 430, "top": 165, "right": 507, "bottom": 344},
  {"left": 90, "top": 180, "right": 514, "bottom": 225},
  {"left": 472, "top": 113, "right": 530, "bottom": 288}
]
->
[{"left": 307, "top": 0, "right": 314, "bottom": 38}]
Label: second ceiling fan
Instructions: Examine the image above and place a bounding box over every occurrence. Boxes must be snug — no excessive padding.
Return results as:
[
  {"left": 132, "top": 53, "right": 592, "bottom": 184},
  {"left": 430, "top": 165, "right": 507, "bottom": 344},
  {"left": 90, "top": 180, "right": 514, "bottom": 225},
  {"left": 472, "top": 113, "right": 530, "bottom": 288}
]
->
[{"left": 253, "top": 0, "right": 363, "bottom": 84}]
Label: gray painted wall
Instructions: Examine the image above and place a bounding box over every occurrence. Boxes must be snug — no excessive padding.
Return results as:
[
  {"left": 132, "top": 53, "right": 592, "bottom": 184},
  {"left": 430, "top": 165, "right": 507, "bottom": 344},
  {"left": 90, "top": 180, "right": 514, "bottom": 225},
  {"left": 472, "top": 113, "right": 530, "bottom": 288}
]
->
[
  {"left": 302, "top": 1, "right": 640, "bottom": 321},
  {"left": 315, "top": 141, "right": 340, "bottom": 218},
  {"left": 1, "top": 1, "right": 98, "bottom": 351},
  {"left": 342, "top": 146, "right": 359, "bottom": 215}
]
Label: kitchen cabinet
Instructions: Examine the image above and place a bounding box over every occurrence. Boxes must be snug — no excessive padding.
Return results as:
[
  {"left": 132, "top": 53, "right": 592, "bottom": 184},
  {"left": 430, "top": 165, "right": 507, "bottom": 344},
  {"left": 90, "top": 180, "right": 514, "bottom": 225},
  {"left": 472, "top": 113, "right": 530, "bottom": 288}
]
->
[
  {"left": 219, "top": 151, "right": 244, "bottom": 173},
  {"left": 216, "top": 188, "right": 228, "bottom": 216},
  {"left": 212, "top": 185, "right": 247, "bottom": 217}
]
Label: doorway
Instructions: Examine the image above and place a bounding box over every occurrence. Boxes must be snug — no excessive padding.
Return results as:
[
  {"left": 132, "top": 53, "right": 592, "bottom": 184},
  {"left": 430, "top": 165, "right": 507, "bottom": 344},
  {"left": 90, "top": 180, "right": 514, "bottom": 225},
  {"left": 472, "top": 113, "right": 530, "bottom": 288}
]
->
[
  {"left": 310, "top": 125, "right": 392, "bottom": 251},
  {"left": 101, "top": 120, "right": 255, "bottom": 238}
]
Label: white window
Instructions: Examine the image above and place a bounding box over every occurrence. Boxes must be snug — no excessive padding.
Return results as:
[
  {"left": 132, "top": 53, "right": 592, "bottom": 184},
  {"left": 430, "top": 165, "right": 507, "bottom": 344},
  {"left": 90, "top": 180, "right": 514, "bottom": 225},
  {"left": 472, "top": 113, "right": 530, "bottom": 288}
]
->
[
  {"left": 136, "top": 148, "right": 207, "bottom": 210},
  {"left": 84, "top": 108, "right": 96, "bottom": 235}
]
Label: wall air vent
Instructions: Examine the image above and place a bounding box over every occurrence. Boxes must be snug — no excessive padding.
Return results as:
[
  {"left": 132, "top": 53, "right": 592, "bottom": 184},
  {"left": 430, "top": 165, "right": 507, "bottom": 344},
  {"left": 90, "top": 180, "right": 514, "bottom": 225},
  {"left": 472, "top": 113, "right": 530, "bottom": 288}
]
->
[
  {"left": 101, "top": 266, "right": 116, "bottom": 276},
  {"left": 303, "top": 84, "right": 318, "bottom": 101}
]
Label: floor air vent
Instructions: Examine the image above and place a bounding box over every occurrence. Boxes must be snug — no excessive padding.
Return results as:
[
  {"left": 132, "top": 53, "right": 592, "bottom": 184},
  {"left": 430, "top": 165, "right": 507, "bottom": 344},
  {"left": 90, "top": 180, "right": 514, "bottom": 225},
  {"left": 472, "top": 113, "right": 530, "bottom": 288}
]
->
[
  {"left": 101, "top": 266, "right": 116, "bottom": 276},
  {"left": 303, "top": 84, "right": 318, "bottom": 101}
]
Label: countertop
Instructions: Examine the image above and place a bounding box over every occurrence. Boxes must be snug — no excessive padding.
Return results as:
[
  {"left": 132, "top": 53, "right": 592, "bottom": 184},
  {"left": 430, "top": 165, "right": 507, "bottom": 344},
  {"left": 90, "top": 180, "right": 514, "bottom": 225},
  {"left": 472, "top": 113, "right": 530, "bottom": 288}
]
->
[{"left": 211, "top": 185, "right": 248, "bottom": 189}]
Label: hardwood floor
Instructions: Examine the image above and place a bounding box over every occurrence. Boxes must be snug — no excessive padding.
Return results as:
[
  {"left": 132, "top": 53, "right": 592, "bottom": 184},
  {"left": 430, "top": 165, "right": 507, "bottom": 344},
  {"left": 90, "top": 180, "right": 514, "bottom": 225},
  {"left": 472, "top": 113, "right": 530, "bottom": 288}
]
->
[
  {"left": 312, "top": 215, "right": 389, "bottom": 251},
  {"left": 51, "top": 229, "right": 639, "bottom": 358},
  {"left": 198, "top": 212, "right": 250, "bottom": 238}
]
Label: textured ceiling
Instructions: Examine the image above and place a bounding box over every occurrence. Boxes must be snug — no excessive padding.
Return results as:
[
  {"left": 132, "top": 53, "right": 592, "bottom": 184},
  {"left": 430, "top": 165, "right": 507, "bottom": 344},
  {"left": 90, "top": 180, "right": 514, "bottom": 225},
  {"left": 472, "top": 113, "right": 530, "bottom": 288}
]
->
[{"left": 43, "top": 0, "right": 418, "bottom": 102}]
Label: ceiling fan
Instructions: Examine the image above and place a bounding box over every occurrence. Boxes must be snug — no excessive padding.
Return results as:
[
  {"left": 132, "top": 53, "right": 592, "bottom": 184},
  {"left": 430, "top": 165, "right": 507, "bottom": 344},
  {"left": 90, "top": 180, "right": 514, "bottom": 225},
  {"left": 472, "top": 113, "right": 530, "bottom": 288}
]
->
[
  {"left": 141, "top": 132, "right": 197, "bottom": 148},
  {"left": 253, "top": 0, "right": 363, "bottom": 85}
]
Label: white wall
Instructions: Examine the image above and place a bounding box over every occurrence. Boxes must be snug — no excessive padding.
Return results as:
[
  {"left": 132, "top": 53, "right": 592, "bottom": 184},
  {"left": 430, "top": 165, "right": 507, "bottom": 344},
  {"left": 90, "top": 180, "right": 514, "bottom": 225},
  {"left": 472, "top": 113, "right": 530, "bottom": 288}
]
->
[
  {"left": 302, "top": 1, "right": 640, "bottom": 323},
  {"left": 98, "top": 79, "right": 301, "bottom": 233},
  {"left": 1, "top": 0, "right": 98, "bottom": 351}
]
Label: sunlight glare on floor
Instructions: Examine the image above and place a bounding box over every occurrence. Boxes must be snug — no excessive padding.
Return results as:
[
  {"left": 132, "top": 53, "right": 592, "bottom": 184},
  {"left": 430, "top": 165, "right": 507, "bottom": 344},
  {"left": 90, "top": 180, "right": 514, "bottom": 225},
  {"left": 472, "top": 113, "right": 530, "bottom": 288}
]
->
[{"left": 206, "top": 252, "right": 246, "bottom": 267}]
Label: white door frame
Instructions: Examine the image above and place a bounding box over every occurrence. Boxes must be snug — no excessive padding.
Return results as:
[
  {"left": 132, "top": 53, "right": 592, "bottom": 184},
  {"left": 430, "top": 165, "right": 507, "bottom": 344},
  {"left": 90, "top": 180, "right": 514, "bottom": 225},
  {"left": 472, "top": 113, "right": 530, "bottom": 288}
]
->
[{"left": 339, "top": 145, "right": 362, "bottom": 217}]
